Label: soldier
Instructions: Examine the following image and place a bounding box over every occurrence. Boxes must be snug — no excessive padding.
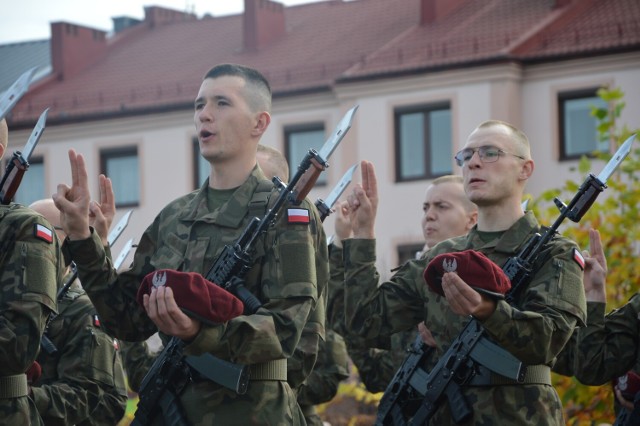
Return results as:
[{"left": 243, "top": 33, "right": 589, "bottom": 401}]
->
[
  {"left": 256, "top": 143, "right": 350, "bottom": 425},
  {"left": 343, "top": 120, "right": 586, "bottom": 424},
  {"left": 327, "top": 176, "right": 478, "bottom": 392},
  {"left": 54, "top": 64, "right": 328, "bottom": 425},
  {"left": 0, "top": 118, "right": 63, "bottom": 424},
  {"left": 29, "top": 198, "right": 128, "bottom": 425},
  {"left": 552, "top": 228, "right": 640, "bottom": 421}
]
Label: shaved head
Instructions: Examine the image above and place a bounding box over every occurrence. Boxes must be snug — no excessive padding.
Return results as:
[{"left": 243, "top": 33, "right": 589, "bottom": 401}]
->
[{"left": 29, "top": 198, "right": 62, "bottom": 229}]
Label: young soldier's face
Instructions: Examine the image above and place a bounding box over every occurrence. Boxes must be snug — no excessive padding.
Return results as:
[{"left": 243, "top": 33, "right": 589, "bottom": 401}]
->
[
  {"left": 194, "top": 76, "right": 257, "bottom": 165},
  {"left": 421, "top": 181, "right": 475, "bottom": 248},
  {"left": 461, "top": 125, "right": 526, "bottom": 207}
]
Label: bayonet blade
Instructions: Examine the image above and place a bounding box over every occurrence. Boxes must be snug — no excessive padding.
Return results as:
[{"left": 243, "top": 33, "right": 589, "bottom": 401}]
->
[
  {"left": 108, "top": 210, "right": 133, "bottom": 246},
  {"left": 596, "top": 134, "right": 636, "bottom": 184},
  {"left": 113, "top": 238, "right": 134, "bottom": 270},
  {"left": 322, "top": 163, "right": 358, "bottom": 210},
  {"left": 317, "top": 105, "right": 359, "bottom": 162},
  {"left": 22, "top": 108, "right": 49, "bottom": 161},
  {"left": 0, "top": 67, "right": 37, "bottom": 121}
]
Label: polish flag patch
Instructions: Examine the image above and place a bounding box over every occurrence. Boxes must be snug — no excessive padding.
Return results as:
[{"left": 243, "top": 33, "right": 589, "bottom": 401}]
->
[
  {"left": 34, "top": 224, "right": 53, "bottom": 243},
  {"left": 287, "top": 208, "right": 310, "bottom": 224},
  {"left": 572, "top": 248, "right": 585, "bottom": 270},
  {"left": 93, "top": 315, "right": 101, "bottom": 327}
]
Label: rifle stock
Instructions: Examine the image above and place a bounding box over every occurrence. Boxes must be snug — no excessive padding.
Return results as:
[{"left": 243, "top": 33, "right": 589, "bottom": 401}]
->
[{"left": 0, "top": 153, "right": 29, "bottom": 204}]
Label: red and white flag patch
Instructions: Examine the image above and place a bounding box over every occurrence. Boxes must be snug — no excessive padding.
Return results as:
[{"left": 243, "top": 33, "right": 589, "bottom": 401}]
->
[
  {"left": 287, "top": 208, "right": 310, "bottom": 224},
  {"left": 34, "top": 224, "right": 53, "bottom": 243},
  {"left": 572, "top": 248, "right": 585, "bottom": 270}
]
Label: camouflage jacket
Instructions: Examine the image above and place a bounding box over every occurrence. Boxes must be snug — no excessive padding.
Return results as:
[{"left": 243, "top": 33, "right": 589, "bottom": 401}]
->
[
  {"left": 344, "top": 212, "right": 586, "bottom": 425},
  {"left": 32, "top": 279, "right": 128, "bottom": 425},
  {"left": 553, "top": 295, "right": 640, "bottom": 385},
  {"left": 0, "top": 204, "right": 62, "bottom": 425},
  {"left": 119, "top": 339, "right": 157, "bottom": 393},
  {"left": 326, "top": 242, "right": 420, "bottom": 393},
  {"left": 64, "top": 166, "right": 328, "bottom": 425}
]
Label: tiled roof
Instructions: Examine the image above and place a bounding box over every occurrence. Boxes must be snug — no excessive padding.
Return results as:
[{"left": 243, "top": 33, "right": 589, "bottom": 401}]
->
[
  {"left": 0, "top": 39, "right": 51, "bottom": 92},
  {"left": 7, "top": 0, "right": 640, "bottom": 126}
]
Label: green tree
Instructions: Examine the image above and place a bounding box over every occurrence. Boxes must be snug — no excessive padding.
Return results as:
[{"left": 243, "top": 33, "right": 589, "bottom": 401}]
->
[{"left": 530, "top": 86, "right": 640, "bottom": 425}]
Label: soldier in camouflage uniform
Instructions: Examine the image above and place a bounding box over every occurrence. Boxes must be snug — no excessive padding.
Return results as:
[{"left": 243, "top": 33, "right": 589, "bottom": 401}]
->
[
  {"left": 327, "top": 176, "right": 477, "bottom": 392},
  {"left": 29, "top": 198, "right": 128, "bottom": 425},
  {"left": 0, "top": 119, "right": 63, "bottom": 425},
  {"left": 54, "top": 64, "right": 328, "bottom": 425},
  {"left": 257, "top": 143, "right": 349, "bottom": 425},
  {"left": 343, "top": 120, "right": 586, "bottom": 424}
]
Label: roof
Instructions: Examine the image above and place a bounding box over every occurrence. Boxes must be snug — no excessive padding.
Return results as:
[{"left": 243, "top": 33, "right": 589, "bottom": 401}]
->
[
  {"left": 7, "top": 0, "right": 640, "bottom": 126},
  {"left": 0, "top": 39, "right": 51, "bottom": 92}
]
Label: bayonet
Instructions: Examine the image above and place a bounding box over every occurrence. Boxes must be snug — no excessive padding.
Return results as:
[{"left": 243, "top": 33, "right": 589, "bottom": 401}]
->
[
  {"left": 108, "top": 210, "right": 133, "bottom": 246},
  {"left": 596, "top": 133, "right": 636, "bottom": 184},
  {"left": 113, "top": 238, "right": 134, "bottom": 270},
  {"left": 315, "top": 163, "right": 358, "bottom": 221},
  {"left": 0, "top": 67, "right": 37, "bottom": 121},
  {"left": 317, "top": 105, "right": 359, "bottom": 161}
]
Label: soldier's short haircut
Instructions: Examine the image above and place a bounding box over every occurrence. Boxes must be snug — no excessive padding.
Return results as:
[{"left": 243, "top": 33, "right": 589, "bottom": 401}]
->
[
  {"left": 204, "top": 63, "right": 272, "bottom": 113},
  {"left": 0, "top": 119, "right": 7, "bottom": 150},
  {"left": 430, "top": 174, "right": 477, "bottom": 213},
  {"left": 476, "top": 120, "right": 531, "bottom": 160},
  {"left": 257, "top": 144, "right": 289, "bottom": 182}
]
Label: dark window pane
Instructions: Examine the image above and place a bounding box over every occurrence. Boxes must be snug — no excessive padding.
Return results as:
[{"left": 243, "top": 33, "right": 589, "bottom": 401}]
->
[
  {"left": 101, "top": 148, "right": 139, "bottom": 207},
  {"left": 559, "top": 90, "right": 608, "bottom": 159},
  {"left": 285, "top": 124, "right": 326, "bottom": 185},
  {"left": 14, "top": 158, "right": 45, "bottom": 206}
]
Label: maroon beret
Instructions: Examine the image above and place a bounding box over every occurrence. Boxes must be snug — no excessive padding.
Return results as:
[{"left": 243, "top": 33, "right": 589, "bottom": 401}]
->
[
  {"left": 614, "top": 370, "right": 640, "bottom": 400},
  {"left": 26, "top": 361, "right": 42, "bottom": 385},
  {"left": 424, "top": 250, "right": 511, "bottom": 299},
  {"left": 137, "top": 269, "right": 244, "bottom": 325}
]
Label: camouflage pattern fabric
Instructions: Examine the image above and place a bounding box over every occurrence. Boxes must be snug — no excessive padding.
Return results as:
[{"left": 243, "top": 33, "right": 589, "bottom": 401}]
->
[
  {"left": 554, "top": 294, "right": 640, "bottom": 385},
  {"left": 297, "top": 329, "right": 350, "bottom": 425},
  {"left": 0, "top": 203, "right": 62, "bottom": 425},
  {"left": 344, "top": 211, "right": 586, "bottom": 425},
  {"left": 326, "top": 242, "right": 430, "bottom": 394},
  {"left": 119, "top": 339, "right": 157, "bottom": 393},
  {"left": 64, "top": 166, "right": 328, "bottom": 425},
  {"left": 31, "top": 277, "right": 127, "bottom": 425}
]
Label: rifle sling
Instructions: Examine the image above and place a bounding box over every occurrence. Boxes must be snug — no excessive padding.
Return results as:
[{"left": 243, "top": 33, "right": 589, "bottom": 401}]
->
[
  {"left": 468, "top": 364, "right": 551, "bottom": 386},
  {"left": 249, "top": 359, "right": 287, "bottom": 381},
  {"left": 0, "top": 374, "right": 28, "bottom": 398}
]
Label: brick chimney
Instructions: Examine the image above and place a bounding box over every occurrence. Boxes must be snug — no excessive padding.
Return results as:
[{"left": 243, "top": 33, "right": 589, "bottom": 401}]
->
[
  {"left": 50, "top": 22, "right": 108, "bottom": 80},
  {"left": 420, "top": 0, "right": 467, "bottom": 25},
  {"left": 143, "top": 6, "right": 197, "bottom": 28},
  {"left": 243, "top": 0, "right": 286, "bottom": 51}
]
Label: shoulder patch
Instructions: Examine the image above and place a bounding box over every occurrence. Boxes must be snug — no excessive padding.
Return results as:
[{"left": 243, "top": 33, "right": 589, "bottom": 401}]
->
[
  {"left": 34, "top": 223, "right": 54, "bottom": 243},
  {"left": 93, "top": 314, "right": 101, "bottom": 327},
  {"left": 572, "top": 248, "right": 585, "bottom": 270},
  {"left": 287, "top": 208, "right": 310, "bottom": 224}
]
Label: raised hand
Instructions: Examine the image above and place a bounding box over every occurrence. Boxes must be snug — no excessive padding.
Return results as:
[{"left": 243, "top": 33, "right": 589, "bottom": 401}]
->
[
  {"left": 90, "top": 174, "right": 116, "bottom": 246},
  {"left": 52, "top": 149, "right": 91, "bottom": 240},
  {"left": 334, "top": 200, "right": 353, "bottom": 242},
  {"left": 347, "top": 160, "right": 378, "bottom": 239},
  {"left": 583, "top": 228, "right": 607, "bottom": 303}
]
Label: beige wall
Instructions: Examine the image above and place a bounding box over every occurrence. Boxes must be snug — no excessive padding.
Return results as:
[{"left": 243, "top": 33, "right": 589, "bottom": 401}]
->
[{"left": 8, "top": 51, "right": 640, "bottom": 276}]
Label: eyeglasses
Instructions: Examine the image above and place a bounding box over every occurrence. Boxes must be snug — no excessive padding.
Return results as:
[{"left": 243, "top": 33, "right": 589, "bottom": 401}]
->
[{"left": 454, "top": 146, "right": 525, "bottom": 167}]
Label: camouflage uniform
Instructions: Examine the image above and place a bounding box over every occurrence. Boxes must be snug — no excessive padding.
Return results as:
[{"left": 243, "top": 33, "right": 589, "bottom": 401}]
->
[
  {"left": 119, "top": 339, "right": 157, "bottom": 393},
  {"left": 553, "top": 294, "right": 640, "bottom": 385},
  {"left": 0, "top": 204, "right": 62, "bottom": 425},
  {"left": 31, "top": 276, "right": 128, "bottom": 425},
  {"left": 296, "top": 329, "right": 350, "bottom": 425},
  {"left": 344, "top": 212, "right": 586, "bottom": 424},
  {"left": 326, "top": 242, "right": 425, "bottom": 393},
  {"left": 64, "top": 167, "right": 328, "bottom": 425}
]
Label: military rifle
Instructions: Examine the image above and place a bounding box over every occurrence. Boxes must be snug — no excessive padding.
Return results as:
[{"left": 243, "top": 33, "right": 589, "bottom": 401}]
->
[
  {"left": 132, "top": 105, "right": 359, "bottom": 426},
  {"left": 376, "top": 134, "right": 636, "bottom": 425},
  {"left": 0, "top": 108, "right": 48, "bottom": 204}
]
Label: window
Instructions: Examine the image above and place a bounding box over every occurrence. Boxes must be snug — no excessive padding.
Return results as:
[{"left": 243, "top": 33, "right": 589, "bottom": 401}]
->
[
  {"left": 397, "top": 242, "right": 426, "bottom": 265},
  {"left": 284, "top": 123, "right": 327, "bottom": 186},
  {"left": 559, "top": 89, "right": 608, "bottom": 159},
  {"left": 13, "top": 156, "right": 45, "bottom": 206},
  {"left": 193, "top": 137, "right": 209, "bottom": 189},
  {"left": 100, "top": 147, "right": 139, "bottom": 207},
  {"left": 395, "top": 103, "right": 452, "bottom": 182}
]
